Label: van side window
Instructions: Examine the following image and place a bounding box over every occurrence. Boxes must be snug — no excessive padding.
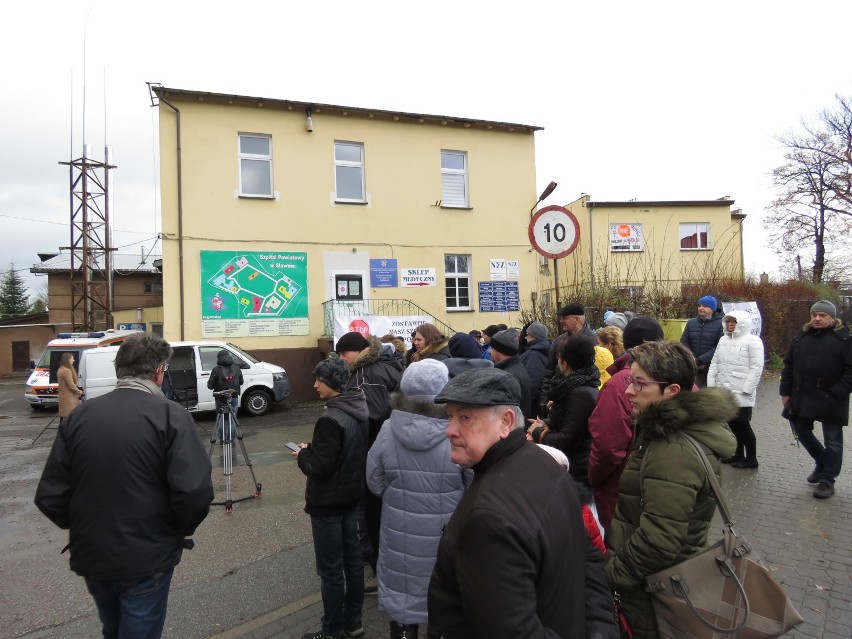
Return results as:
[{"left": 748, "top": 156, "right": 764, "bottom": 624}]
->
[{"left": 200, "top": 346, "right": 248, "bottom": 370}]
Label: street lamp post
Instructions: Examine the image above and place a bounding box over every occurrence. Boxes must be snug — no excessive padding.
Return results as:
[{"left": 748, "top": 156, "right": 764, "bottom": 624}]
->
[{"left": 529, "top": 181, "right": 559, "bottom": 309}]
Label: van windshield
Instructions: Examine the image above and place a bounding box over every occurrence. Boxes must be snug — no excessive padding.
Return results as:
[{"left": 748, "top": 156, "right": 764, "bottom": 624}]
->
[{"left": 226, "top": 343, "right": 260, "bottom": 364}]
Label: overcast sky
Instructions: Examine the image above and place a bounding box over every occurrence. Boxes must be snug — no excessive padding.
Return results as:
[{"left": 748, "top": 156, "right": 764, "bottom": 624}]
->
[{"left": 3, "top": 0, "right": 851, "bottom": 299}]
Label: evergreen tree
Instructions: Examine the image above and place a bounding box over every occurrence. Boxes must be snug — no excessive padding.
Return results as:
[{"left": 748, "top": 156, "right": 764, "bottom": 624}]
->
[{"left": 0, "top": 264, "right": 32, "bottom": 319}]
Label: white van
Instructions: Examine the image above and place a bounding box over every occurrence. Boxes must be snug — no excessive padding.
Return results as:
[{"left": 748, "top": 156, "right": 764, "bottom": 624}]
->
[
  {"left": 79, "top": 340, "right": 290, "bottom": 416},
  {"left": 24, "top": 330, "right": 143, "bottom": 410}
]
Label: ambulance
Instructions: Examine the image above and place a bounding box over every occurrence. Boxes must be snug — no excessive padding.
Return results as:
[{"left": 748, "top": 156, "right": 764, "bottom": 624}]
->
[{"left": 24, "top": 330, "right": 142, "bottom": 410}]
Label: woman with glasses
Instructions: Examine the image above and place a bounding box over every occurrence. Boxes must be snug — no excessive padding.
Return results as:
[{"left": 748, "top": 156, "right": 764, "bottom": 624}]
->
[{"left": 604, "top": 341, "right": 737, "bottom": 639}]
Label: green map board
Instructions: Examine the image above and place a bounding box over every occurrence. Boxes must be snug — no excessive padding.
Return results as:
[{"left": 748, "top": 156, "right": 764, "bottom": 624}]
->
[{"left": 200, "top": 251, "right": 309, "bottom": 337}]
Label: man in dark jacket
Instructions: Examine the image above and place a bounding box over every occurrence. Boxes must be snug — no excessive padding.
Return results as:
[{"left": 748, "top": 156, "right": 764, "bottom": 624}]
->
[
  {"left": 35, "top": 333, "right": 213, "bottom": 639},
  {"left": 780, "top": 300, "right": 852, "bottom": 499},
  {"left": 488, "top": 329, "right": 533, "bottom": 422},
  {"left": 680, "top": 294, "right": 724, "bottom": 387},
  {"left": 336, "top": 331, "right": 404, "bottom": 590},
  {"left": 519, "top": 321, "right": 551, "bottom": 419},
  {"left": 294, "top": 355, "right": 369, "bottom": 639},
  {"left": 427, "top": 368, "right": 617, "bottom": 639},
  {"left": 207, "top": 349, "right": 244, "bottom": 441},
  {"left": 541, "top": 303, "right": 595, "bottom": 413}
]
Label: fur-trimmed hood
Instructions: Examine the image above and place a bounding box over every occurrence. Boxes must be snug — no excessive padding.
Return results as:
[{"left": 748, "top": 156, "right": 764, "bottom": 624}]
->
[
  {"left": 800, "top": 318, "right": 848, "bottom": 336},
  {"left": 390, "top": 392, "right": 448, "bottom": 419},
  {"left": 351, "top": 336, "right": 404, "bottom": 373},
  {"left": 634, "top": 387, "right": 739, "bottom": 457}
]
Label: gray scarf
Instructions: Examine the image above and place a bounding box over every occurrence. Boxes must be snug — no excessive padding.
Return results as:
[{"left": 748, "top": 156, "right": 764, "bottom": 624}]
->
[{"left": 115, "top": 376, "right": 163, "bottom": 396}]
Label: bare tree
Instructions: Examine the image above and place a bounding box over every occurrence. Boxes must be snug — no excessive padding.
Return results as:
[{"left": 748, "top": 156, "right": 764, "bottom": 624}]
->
[{"left": 767, "top": 94, "right": 852, "bottom": 284}]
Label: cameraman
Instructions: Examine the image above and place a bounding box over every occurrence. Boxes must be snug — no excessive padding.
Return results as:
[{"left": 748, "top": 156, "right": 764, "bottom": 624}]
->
[{"left": 208, "top": 349, "right": 243, "bottom": 442}]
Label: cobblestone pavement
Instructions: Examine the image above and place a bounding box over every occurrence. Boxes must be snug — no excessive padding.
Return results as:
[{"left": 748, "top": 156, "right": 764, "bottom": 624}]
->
[{"left": 222, "top": 374, "right": 852, "bottom": 639}]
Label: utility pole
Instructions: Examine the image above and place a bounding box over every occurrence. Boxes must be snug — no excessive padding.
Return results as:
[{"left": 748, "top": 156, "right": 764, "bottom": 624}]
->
[{"left": 60, "top": 146, "right": 115, "bottom": 331}]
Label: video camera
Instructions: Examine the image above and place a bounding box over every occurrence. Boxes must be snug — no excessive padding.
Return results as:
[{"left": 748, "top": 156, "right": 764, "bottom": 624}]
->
[{"left": 213, "top": 388, "right": 236, "bottom": 408}]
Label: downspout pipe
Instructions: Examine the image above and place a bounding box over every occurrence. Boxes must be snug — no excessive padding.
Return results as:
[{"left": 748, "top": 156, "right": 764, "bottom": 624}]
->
[
  {"left": 587, "top": 199, "right": 595, "bottom": 286},
  {"left": 158, "top": 95, "right": 186, "bottom": 340}
]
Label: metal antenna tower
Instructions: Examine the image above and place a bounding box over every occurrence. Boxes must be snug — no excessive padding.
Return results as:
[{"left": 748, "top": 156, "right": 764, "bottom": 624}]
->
[{"left": 59, "top": 147, "right": 116, "bottom": 331}]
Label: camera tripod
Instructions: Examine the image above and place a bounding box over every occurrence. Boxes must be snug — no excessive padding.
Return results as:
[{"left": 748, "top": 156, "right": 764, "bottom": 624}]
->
[{"left": 208, "top": 390, "right": 261, "bottom": 513}]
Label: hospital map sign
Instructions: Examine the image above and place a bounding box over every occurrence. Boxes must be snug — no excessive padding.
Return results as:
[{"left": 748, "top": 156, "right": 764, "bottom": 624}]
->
[{"left": 200, "top": 251, "right": 309, "bottom": 337}]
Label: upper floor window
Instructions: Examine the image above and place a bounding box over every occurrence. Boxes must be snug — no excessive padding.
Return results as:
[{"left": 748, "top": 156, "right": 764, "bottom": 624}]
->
[
  {"left": 334, "top": 142, "right": 365, "bottom": 202},
  {"left": 441, "top": 151, "right": 468, "bottom": 208},
  {"left": 144, "top": 281, "right": 163, "bottom": 294},
  {"left": 679, "top": 222, "right": 711, "bottom": 250},
  {"left": 238, "top": 134, "right": 273, "bottom": 197},
  {"left": 444, "top": 254, "right": 471, "bottom": 310}
]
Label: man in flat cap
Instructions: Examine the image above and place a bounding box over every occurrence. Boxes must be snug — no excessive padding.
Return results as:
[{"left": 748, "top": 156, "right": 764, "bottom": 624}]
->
[
  {"left": 780, "top": 300, "right": 852, "bottom": 499},
  {"left": 540, "top": 303, "right": 595, "bottom": 414},
  {"left": 427, "top": 368, "right": 617, "bottom": 638}
]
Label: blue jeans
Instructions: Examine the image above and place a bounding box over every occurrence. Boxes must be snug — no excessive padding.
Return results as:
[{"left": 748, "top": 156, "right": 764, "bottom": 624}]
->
[
  {"left": 85, "top": 568, "right": 173, "bottom": 639},
  {"left": 791, "top": 417, "right": 844, "bottom": 484},
  {"left": 311, "top": 508, "right": 364, "bottom": 636}
]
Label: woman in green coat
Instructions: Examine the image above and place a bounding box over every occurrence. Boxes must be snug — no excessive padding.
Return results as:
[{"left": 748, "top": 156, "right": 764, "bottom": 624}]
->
[{"left": 605, "top": 341, "right": 737, "bottom": 639}]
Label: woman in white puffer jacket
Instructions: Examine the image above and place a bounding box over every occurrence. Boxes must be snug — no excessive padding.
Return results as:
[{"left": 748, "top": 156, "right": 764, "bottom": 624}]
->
[{"left": 707, "top": 309, "right": 765, "bottom": 468}]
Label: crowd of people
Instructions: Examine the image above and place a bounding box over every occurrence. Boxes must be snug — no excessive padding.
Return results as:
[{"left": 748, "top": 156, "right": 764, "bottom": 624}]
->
[{"left": 33, "top": 296, "right": 852, "bottom": 639}]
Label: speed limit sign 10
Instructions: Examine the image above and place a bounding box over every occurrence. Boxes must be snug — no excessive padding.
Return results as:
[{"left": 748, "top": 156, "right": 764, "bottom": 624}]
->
[{"left": 528, "top": 205, "right": 580, "bottom": 259}]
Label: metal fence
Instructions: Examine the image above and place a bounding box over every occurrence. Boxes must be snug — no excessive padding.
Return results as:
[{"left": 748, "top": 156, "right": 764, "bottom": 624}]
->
[{"left": 321, "top": 299, "right": 456, "bottom": 338}]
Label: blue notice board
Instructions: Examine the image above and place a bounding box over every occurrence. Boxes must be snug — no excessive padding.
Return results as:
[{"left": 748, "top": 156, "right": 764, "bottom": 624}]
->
[
  {"left": 370, "top": 259, "right": 398, "bottom": 288},
  {"left": 478, "top": 281, "right": 520, "bottom": 312}
]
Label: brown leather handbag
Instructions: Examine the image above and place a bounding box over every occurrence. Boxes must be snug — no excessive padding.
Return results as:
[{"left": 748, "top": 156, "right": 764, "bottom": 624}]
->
[{"left": 642, "top": 434, "right": 804, "bottom": 638}]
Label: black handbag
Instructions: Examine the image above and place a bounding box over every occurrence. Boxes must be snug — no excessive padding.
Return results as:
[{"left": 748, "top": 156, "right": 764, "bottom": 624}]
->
[{"left": 642, "top": 433, "right": 804, "bottom": 638}]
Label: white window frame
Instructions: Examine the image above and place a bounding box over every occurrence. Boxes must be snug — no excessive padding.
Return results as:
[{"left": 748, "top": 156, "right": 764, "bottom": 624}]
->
[
  {"left": 238, "top": 133, "right": 273, "bottom": 198},
  {"left": 444, "top": 254, "right": 472, "bottom": 311},
  {"left": 679, "top": 222, "right": 711, "bottom": 250},
  {"left": 441, "top": 150, "right": 469, "bottom": 208},
  {"left": 334, "top": 141, "right": 366, "bottom": 203}
]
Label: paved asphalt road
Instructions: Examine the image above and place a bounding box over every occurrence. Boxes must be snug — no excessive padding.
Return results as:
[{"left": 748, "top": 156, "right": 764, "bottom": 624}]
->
[{"left": 1, "top": 372, "right": 850, "bottom": 639}]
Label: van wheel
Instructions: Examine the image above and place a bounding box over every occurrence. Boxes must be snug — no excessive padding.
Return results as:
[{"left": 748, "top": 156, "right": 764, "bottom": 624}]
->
[
  {"left": 242, "top": 390, "right": 270, "bottom": 416},
  {"left": 30, "top": 405, "right": 46, "bottom": 411}
]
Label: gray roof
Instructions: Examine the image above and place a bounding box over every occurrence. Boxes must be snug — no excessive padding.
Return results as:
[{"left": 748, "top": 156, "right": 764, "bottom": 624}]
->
[
  {"left": 153, "top": 86, "right": 543, "bottom": 134},
  {"left": 31, "top": 253, "right": 162, "bottom": 274}
]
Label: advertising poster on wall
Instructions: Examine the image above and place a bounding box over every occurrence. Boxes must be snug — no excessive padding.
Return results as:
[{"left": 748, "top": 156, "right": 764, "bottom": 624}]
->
[
  {"left": 609, "top": 223, "right": 645, "bottom": 251},
  {"left": 200, "top": 251, "right": 309, "bottom": 338}
]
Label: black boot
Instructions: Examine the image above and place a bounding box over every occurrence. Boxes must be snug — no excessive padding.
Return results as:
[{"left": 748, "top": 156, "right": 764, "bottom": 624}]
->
[
  {"left": 390, "top": 621, "right": 405, "bottom": 639},
  {"left": 403, "top": 625, "right": 419, "bottom": 639}
]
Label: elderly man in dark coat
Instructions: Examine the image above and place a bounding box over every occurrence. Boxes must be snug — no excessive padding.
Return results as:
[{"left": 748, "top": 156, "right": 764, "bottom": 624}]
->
[{"left": 427, "top": 368, "right": 617, "bottom": 639}]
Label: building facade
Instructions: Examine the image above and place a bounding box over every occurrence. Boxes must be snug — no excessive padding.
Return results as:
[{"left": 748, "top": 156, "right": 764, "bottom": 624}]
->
[
  {"left": 154, "top": 86, "right": 543, "bottom": 389},
  {"left": 544, "top": 196, "right": 745, "bottom": 303}
]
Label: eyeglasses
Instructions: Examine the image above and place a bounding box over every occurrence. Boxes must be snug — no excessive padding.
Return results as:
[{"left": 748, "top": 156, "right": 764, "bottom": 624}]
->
[{"left": 625, "top": 374, "right": 667, "bottom": 392}]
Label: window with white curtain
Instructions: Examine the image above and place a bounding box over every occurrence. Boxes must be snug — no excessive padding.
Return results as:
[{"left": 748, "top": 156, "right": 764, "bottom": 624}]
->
[
  {"left": 238, "top": 134, "right": 273, "bottom": 197},
  {"left": 334, "top": 142, "right": 365, "bottom": 202}
]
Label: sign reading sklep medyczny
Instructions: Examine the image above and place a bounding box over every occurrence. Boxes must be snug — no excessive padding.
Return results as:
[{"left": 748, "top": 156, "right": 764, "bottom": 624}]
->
[{"left": 401, "top": 268, "right": 436, "bottom": 287}]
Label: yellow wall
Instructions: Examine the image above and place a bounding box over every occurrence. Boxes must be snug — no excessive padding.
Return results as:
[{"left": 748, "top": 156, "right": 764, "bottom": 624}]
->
[
  {"left": 158, "top": 93, "right": 540, "bottom": 348},
  {"left": 553, "top": 196, "right": 744, "bottom": 294}
]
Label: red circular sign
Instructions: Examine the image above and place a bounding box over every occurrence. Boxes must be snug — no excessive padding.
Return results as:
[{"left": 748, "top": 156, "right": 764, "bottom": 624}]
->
[
  {"left": 528, "top": 205, "right": 581, "bottom": 259},
  {"left": 348, "top": 319, "right": 370, "bottom": 336}
]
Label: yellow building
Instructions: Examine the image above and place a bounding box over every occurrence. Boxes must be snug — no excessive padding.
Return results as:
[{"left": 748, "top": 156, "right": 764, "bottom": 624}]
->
[
  {"left": 153, "top": 86, "right": 543, "bottom": 393},
  {"left": 544, "top": 195, "right": 745, "bottom": 303}
]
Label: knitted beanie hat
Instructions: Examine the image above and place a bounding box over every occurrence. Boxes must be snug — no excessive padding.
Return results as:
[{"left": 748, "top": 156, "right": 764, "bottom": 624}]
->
[
  {"left": 622, "top": 317, "right": 665, "bottom": 350},
  {"left": 811, "top": 299, "right": 837, "bottom": 318},
  {"left": 312, "top": 354, "right": 351, "bottom": 392},
  {"left": 400, "top": 359, "right": 449, "bottom": 398},
  {"left": 697, "top": 295, "right": 718, "bottom": 310}
]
